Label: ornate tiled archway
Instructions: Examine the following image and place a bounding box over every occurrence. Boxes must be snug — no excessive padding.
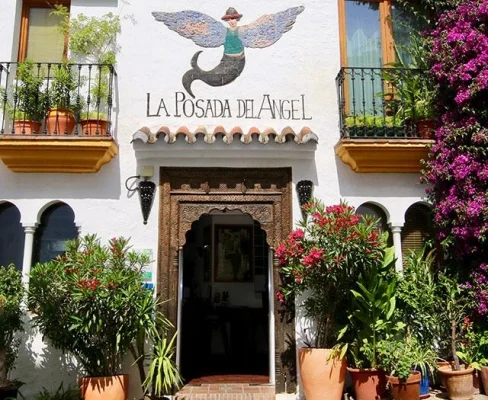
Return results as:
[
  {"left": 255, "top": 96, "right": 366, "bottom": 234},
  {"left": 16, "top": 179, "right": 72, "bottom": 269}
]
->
[{"left": 158, "top": 167, "right": 295, "bottom": 394}]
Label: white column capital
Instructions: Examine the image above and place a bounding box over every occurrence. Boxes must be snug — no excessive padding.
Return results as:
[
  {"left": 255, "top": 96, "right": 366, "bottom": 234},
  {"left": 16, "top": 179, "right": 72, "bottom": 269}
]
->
[
  {"left": 23, "top": 225, "right": 37, "bottom": 234},
  {"left": 76, "top": 225, "right": 82, "bottom": 235}
]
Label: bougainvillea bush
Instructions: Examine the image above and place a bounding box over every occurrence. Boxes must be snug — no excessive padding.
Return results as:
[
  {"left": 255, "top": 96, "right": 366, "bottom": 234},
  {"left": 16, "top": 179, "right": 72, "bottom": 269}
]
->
[
  {"left": 423, "top": 1, "right": 488, "bottom": 266},
  {"left": 276, "top": 200, "right": 386, "bottom": 348}
]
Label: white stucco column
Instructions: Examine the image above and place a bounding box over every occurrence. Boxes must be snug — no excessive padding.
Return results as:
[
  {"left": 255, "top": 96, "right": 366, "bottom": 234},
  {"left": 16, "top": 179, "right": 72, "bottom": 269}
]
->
[
  {"left": 390, "top": 224, "right": 403, "bottom": 273},
  {"left": 77, "top": 225, "right": 82, "bottom": 237},
  {"left": 22, "top": 224, "right": 37, "bottom": 287}
]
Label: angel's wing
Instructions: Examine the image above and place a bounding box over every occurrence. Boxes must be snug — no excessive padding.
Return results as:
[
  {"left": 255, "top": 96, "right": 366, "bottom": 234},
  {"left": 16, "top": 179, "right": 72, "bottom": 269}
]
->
[
  {"left": 238, "top": 6, "right": 305, "bottom": 49},
  {"left": 152, "top": 11, "right": 227, "bottom": 48}
]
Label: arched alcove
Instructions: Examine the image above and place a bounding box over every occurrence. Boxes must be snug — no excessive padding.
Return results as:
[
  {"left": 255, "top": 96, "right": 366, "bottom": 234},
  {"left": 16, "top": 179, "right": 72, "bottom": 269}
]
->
[
  {"left": 0, "top": 202, "right": 24, "bottom": 270},
  {"left": 32, "top": 202, "right": 78, "bottom": 264},
  {"left": 401, "top": 202, "right": 434, "bottom": 258},
  {"left": 356, "top": 202, "right": 393, "bottom": 246}
]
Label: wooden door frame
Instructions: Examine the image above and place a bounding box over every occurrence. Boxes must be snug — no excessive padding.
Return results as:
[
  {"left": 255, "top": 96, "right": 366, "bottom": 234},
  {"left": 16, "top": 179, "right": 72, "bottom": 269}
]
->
[{"left": 158, "top": 167, "right": 296, "bottom": 394}]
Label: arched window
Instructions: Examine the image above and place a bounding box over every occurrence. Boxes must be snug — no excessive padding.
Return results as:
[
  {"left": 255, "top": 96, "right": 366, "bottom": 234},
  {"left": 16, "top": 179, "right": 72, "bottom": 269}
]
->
[
  {"left": 401, "top": 203, "right": 433, "bottom": 257},
  {"left": 32, "top": 203, "right": 78, "bottom": 264},
  {"left": 356, "top": 202, "right": 393, "bottom": 246},
  {"left": 0, "top": 202, "right": 24, "bottom": 270}
]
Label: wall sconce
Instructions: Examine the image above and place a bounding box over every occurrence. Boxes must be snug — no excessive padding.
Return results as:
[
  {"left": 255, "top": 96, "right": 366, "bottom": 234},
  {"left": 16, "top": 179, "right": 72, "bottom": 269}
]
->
[
  {"left": 125, "top": 167, "right": 155, "bottom": 225},
  {"left": 296, "top": 180, "right": 314, "bottom": 210}
]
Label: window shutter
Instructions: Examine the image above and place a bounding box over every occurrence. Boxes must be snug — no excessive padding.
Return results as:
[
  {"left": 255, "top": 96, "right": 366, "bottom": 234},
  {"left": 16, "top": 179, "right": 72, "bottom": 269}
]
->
[
  {"left": 401, "top": 204, "right": 433, "bottom": 259},
  {"left": 26, "top": 8, "right": 65, "bottom": 63}
]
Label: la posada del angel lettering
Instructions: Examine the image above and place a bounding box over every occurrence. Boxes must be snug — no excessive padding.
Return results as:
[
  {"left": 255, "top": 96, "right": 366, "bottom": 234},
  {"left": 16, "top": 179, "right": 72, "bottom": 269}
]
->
[{"left": 146, "top": 92, "right": 312, "bottom": 120}]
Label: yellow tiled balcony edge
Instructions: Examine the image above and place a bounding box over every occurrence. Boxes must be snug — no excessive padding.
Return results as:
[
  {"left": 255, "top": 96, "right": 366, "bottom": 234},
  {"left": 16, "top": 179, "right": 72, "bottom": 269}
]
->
[{"left": 0, "top": 136, "right": 118, "bottom": 173}]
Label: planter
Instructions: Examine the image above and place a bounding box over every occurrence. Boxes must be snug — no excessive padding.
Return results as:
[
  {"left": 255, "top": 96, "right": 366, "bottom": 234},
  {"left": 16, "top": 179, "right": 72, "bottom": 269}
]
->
[
  {"left": 480, "top": 366, "right": 488, "bottom": 395},
  {"left": 80, "top": 118, "right": 108, "bottom": 136},
  {"left": 13, "top": 120, "right": 41, "bottom": 135},
  {"left": 46, "top": 108, "right": 75, "bottom": 135},
  {"left": 436, "top": 360, "right": 451, "bottom": 388},
  {"left": 416, "top": 119, "right": 434, "bottom": 139},
  {"left": 388, "top": 370, "right": 420, "bottom": 400},
  {"left": 298, "top": 348, "right": 347, "bottom": 400},
  {"left": 420, "top": 372, "right": 430, "bottom": 399},
  {"left": 439, "top": 365, "right": 474, "bottom": 400},
  {"left": 79, "top": 374, "right": 129, "bottom": 400},
  {"left": 0, "top": 386, "right": 18, "bottom": 400},
  {"left": 348, "top": 367, "right": 387, "bottom": 400}
]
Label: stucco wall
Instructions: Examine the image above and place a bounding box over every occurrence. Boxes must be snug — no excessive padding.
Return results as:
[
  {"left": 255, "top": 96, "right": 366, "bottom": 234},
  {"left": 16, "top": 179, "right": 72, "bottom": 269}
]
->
[{"left": 0, "top": 0, "right": 428, "bottom": 398}]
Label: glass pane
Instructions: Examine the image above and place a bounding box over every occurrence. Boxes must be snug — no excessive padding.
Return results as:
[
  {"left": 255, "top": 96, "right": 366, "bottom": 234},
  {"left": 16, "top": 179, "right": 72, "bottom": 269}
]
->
[
  {"left": 26, "top": 8, "right": 65, "bottom": 62},
  {"left": 32, "top": 203, "right": 78, "bottom": 264},
  {"left": 0, "top": 203, "right": 24, "bottom": 271},
  {"left": 391, "top": 4, "right": 426, "bottom": 67},
  {"left": 345, "top": 1, "right": 382, "bottom": 67}
]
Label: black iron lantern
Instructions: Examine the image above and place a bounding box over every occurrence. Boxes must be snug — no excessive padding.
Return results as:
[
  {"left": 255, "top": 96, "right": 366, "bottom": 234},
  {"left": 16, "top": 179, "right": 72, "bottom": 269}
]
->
[
  {"left": 138, "top": 179, "right": 156, "bottom": 225},
  {"left": 296, "top": 180, "right": 314, "bottom": 209}
]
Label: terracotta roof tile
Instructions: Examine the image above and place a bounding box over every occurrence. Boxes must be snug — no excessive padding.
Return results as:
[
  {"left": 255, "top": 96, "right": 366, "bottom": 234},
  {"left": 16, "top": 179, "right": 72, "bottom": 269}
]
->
[{"left": 132, "top": 126, "right": 318, "bottom": 145}]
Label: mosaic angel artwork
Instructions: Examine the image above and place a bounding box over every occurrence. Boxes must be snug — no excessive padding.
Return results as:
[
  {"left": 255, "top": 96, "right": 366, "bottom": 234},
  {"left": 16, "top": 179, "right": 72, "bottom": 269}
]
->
[{"left": 152, "top": 6, "right": 305, "bottom": 98}]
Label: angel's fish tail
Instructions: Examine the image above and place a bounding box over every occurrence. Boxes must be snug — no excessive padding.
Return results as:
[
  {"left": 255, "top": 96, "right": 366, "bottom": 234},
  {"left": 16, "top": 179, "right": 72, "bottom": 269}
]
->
[{"left": 182, "top": 51, "right": 246, "bottom": 98}]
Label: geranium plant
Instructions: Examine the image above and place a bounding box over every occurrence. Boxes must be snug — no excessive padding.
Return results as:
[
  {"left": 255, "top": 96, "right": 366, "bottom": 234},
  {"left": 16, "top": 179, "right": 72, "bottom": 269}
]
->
[
  {"left": 276, "top": 200, "right": 385, "bottom": 348},
  {"left": 28, "top": 234, "right": 181, "bottom": 395}
]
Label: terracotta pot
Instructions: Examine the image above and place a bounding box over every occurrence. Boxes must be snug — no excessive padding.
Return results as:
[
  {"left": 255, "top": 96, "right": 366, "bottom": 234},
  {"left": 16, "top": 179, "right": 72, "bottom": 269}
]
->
[
  {"left": 298, "top": 348, "right": 347, "bottom": 400},
  {"left": 436, "top": 360, "right": 451, "bottom": 388},
  {"left": 439, "top": 365, "right": 474, "bottom": 400},
  {"left": 80, "top": 119, "right": 108, "bottom": 136},
  {"left": 13, "top": 120, "right": 41, "bottom": 135},
  {"left": 79, "top": 374, "right": 129, "bottom": 400},
  {"left": 388, "top": 370, "right": 420, "bottom": 400},
  {"left": 480, "top": 366, "right": 488, "bottom": 395},
  {"left": 46, "top": 108, "right": 75, "bottom": 135},
  {"left": 416, "top": 119, "right": 434, "bottom": 139},
  {"left": 348, "top": 367, "right": 387, "bottom": 400}
]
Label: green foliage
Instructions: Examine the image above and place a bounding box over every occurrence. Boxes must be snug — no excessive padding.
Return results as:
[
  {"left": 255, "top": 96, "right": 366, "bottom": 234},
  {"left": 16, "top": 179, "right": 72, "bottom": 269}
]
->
[
  {"left": 396, "top": 247, "right": 439, "bottom": 350},
  {"left": 395, "top": 0, "right": 461, "bottom": 27},
  {"left": 52, "top": 5, "right": 120, "bottom": 66},
  {"left": 345, "top": 115, "right": 402, "bottom": 128},
  {"left": 28, "top": 235, "right": 153, "bottom": 377},
  {"left": 337, "top": 247, "right": 399, "bottom": 368},
  {"left": 0, "top": 264, "right": 24, "bottom": 382},
  {"left": 456, "top": 322, "right": 488, "bottom": 370},
  {"left": 48, "top": 63, "right": 80, "bottom": 112},
  {"left": 80, "top": 111, "right": 108, "bottom": 121},
  {"left": 9, "top": 60, "right": 46, "bottom": 122},
  {"left": 34, "top": 384, "right": 81, "bottom": 400}
]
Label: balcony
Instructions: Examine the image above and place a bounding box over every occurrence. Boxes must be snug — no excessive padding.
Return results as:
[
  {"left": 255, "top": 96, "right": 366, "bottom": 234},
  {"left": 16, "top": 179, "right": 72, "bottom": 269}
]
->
[
  {"left": 0, "top": 62, "right": 118, "bottom": 173},
  {"left": 335, "top": 67, "right": 434, "bottom": 173}
]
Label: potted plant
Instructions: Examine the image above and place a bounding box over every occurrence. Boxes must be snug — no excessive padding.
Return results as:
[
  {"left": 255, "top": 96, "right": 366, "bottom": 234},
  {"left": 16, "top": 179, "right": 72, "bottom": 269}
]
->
[
  {"left": 52, "top": 6, "right": 120, "bottom": 137},
  {"left": 277, "top": 201, "right": 387, "bottom": 400},
  {"left": 46, "top": 62, "right": 79, "bottom": 135},
  {"left": 336, "top": 246, "right": 398, "bottom": 400},
  {"left": 28, "top": 235, "right": 181, "bottom": 400},
  {"left": 378, "top": 338, "right": 436, "bottom": 400},
  {"left": 0, "top": 264, "right": 24, "bottom": 400},
  {"left": 345, "top": 114, "right": 402, "bottom": 138},
  {"left": 437, "top": 274, "right": 475, "bottom": 400},
  {"left": 8, "top": 60, "right": 46, "bottom": 135}
]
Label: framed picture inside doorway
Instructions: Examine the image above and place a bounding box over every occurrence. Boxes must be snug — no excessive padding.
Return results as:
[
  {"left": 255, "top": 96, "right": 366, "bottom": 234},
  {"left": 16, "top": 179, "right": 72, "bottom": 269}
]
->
[{"left": 214, "top": 225, "right": 253, "bottom": 282}]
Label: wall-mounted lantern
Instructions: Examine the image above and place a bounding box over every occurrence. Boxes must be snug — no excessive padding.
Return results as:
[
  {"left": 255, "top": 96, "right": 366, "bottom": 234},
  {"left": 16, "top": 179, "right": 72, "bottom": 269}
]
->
[
  {"left": 125, "top": 166, "right": 155, "bottom": 225},
  {"left": 296, "top": 180, "right": 314, "bottom": 210}
]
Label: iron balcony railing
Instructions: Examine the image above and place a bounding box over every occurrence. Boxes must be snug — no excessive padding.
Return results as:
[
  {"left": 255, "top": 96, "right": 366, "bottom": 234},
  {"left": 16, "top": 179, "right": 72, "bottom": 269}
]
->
[
  {"left": 336, "top": 67, "right": 434, "bottom": 139},
  {"left": 0, "top": 62, "right": 116, "bottom": 136}
]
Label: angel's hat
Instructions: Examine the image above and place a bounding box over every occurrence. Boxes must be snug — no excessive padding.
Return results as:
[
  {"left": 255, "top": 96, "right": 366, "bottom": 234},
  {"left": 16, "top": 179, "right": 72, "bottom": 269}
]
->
[{"left": 222, "top": 7, "right": 242, "bottom": 21}]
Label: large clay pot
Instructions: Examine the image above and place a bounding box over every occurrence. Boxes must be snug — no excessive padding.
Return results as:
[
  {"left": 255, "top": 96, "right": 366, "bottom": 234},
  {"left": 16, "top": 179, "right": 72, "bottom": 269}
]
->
[
  {"left": 439, "top": 365, "right": 474, "bottom": 400},
  {"left": 46, "top": 108, "right": 75, "bottom": 135},
  {"left": 79, "top": 374, "right": 129, "bottom": 400},
  {"left": 348, "top": 367, "right": 387, "bottom": 400},
  {"left": 480, "top": 366, "right": 488, "bottom": 394},
  {"left": 388, "top": 371, "right": 421, "bottom": 400},
  {"left": 298, "top": 348, "right": 347, "bottom": 400},
  {"left": 436, "top": 360, "right": 451, "bottom": 388},
  {"left": 13, "top": 120, "right": 41, "bottom": 135},
  {"left": 416, "top": 119, "right": 434, "bottom": 139},
  {"left": 80, "top": 118, "right": 108, "bottom": 136}
]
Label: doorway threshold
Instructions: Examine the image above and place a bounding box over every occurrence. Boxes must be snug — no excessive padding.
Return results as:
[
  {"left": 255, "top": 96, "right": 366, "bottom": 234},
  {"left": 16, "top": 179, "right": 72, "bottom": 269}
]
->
[{"left": 175, "top": 375, "right": 275, "bottom": 399}]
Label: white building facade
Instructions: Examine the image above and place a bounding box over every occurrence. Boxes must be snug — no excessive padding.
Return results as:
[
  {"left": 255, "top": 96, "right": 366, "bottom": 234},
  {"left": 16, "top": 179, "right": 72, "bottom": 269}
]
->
[{"left": 0, "top": 0, "right": 432, "bottom": 398}]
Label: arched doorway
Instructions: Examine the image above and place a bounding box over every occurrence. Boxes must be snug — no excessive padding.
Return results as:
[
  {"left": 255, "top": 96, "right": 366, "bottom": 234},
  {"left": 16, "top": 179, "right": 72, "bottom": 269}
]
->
[
  {"left": 158, "top": 167, "right": 295, "bottom": 394},
  {"left": 180, "top": 211, "right": 270, "bottom": 381}
]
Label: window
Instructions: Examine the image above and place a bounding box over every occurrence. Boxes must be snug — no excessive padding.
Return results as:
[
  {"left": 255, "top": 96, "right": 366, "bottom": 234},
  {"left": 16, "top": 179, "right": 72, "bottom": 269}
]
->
[
  {"left": 18, "top": 1, "right": 70, "bottom": 62},
  {"left": 339, "top": 0, "right": 423, "bottom": 67},
  {"left": 401, "top": 203, "right": 433, "bottom": 259},
  {"left": 32, "top": 202, "right": 77, "bottom": 264},
  {"left": 0, "top": 202, "right": 25, "bottom": 270}
]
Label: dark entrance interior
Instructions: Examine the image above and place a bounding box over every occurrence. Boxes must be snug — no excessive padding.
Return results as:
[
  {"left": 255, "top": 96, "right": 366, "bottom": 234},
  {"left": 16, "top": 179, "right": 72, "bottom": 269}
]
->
[{"left": 180, "top": 211, "right": 270, "bottom": 381}]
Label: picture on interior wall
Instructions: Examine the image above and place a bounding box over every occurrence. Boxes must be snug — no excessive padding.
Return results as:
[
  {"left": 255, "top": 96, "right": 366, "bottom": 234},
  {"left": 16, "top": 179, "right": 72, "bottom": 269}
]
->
[
  {"left": 152, "top": 6, "right": 305, "bottom": 98},
  {"left": 214, "top": 225, "right": 253, "bottom": 282}
]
